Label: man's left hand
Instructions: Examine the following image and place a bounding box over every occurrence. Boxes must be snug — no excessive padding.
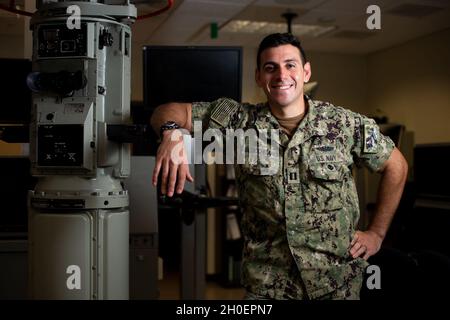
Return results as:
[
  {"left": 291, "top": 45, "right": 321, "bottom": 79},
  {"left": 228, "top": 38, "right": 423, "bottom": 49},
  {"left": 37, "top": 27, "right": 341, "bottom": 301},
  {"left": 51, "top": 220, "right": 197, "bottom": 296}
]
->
[{"left": 349, "top": 230, "right": 383, "bottom": 260}]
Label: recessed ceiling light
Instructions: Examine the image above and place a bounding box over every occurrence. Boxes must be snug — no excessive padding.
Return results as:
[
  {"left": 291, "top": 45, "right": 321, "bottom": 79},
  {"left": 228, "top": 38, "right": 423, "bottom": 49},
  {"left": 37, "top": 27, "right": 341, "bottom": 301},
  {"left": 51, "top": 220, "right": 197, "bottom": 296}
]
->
[{"left": 222, "top": 20, "right": 336, "bottom": 38}]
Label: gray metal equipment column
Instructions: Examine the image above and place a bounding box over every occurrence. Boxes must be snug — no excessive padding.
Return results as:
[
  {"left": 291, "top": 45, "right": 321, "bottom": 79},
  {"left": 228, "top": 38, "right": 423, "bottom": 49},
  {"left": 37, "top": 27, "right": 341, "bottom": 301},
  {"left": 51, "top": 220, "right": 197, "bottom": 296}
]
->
[
  {"left": 180, "top": 163, "right": 207, "bottom": 300},
  {"left": 27, "top": 0, "right": 136, "bottom": 299}
]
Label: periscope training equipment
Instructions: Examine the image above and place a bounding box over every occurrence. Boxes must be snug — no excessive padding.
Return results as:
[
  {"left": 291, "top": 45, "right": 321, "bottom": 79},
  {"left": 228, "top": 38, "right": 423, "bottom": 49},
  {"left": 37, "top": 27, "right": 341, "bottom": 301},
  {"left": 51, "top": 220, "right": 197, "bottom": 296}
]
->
[
  {"left": 0, "top": 0, "right": 238, "bottom": 300},
  {"left": 26, "top": 0, "right": 136, "bottom": 299}
]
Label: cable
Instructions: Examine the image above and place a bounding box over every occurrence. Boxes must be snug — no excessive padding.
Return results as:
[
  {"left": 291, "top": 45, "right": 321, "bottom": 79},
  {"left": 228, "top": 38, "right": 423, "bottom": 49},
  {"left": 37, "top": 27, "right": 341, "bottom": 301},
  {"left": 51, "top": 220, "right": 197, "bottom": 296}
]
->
[
  {"left": 137, "top": 0, "right": 173, "bottom": 20},
  {"left": 1, "top": 0, "right": 174, "bottom": 19}
]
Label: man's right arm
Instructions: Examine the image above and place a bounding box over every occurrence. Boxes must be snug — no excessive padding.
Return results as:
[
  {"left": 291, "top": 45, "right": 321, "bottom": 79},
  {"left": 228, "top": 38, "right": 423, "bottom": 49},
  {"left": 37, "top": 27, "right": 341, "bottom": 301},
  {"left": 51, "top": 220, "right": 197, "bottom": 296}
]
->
[
  {"left": 150, "top": 102, "right": 193, "bottom": 197},
  {"left": 150, "top": 102, "right": 193, "bottom": 134}
]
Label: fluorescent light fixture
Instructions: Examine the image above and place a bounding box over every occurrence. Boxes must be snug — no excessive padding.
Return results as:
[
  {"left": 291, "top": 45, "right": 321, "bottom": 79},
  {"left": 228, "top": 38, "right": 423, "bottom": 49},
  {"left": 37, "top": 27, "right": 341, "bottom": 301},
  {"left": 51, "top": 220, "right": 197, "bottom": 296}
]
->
[{"left": 222, "top": 20, "right": 336, "bottom": 38}]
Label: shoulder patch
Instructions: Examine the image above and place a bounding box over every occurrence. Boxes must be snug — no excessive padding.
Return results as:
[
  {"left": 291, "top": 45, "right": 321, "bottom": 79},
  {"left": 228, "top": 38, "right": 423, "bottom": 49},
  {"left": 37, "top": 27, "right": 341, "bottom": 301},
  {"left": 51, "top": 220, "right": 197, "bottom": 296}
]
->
[
  {"left": 210, "top": 99, "right": 240, "bottom": 127},
  {"left": 363, "top": 120, "right": 379, "bottom": 153}
]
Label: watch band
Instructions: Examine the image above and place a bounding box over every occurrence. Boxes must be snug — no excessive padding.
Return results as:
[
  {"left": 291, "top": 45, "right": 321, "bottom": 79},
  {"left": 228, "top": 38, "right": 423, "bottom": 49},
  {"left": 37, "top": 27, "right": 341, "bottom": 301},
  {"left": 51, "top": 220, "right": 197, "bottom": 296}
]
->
[{"left": 159, "top": 121, "right": 181, "bottom": 137}]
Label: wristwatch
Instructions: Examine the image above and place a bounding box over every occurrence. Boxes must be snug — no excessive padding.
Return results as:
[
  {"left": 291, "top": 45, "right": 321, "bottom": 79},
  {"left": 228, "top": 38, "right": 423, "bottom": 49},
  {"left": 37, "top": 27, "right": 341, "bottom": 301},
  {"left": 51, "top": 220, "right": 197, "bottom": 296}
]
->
[{"left": 159, "top": 121, "right": 181, "bottom": 137}]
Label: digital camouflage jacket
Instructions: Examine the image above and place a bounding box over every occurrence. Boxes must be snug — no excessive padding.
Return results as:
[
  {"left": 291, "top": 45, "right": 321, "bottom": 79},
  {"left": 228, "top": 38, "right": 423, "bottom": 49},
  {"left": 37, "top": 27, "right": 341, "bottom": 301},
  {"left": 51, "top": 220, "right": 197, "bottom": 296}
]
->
[{"left": 191, "top": 97, "right": 394, "bottom": 299}]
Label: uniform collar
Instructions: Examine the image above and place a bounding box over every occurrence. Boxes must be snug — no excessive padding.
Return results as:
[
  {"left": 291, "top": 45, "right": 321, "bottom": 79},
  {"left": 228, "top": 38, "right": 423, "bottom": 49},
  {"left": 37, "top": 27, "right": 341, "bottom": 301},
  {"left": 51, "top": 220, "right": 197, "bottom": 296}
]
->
[
  {"left": 253, "top": 103, "right": 285, "bottom": 146},
  {"left": 254, "top": 96, "right": 327, "bottom": 147},
  {"left": 299, "top": 97, "right": 327, "bottom": 134},
  {"left": 288, "top": 97, "right": 327, "bottom": 148},
  {"left": 253, "top": 95, "right": 327, "bottom": 147},
  {"left": 254, "top": 103, "right": 279, "bottom": 131}
]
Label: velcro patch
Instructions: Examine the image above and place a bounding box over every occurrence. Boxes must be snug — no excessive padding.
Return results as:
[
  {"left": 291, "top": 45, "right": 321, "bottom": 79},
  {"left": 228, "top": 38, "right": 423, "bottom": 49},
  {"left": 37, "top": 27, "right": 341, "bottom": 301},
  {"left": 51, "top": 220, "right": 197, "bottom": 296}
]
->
[
  {"left": 363, "top": 121, "right": 379, "bottom": 153},
  {"left": 210, "top": 100, "right": 240, "bottom": 127},
  {"left": 314, "top": 145, "right": 335, "bottom": 152}
]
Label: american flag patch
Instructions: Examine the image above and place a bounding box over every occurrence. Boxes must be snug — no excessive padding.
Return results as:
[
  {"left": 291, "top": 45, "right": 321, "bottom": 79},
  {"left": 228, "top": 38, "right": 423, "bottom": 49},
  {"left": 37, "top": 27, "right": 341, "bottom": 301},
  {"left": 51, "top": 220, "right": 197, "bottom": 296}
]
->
[{"left": 210, "top": 100, "right": 240, "bottom": 127}]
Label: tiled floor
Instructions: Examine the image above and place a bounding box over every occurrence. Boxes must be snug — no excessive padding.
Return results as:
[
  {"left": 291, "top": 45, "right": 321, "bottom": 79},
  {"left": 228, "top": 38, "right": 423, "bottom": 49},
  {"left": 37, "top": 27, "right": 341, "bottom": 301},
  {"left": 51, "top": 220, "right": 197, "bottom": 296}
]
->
[{"left": 158, "top": 272, "right": 245, "bottom": 300}]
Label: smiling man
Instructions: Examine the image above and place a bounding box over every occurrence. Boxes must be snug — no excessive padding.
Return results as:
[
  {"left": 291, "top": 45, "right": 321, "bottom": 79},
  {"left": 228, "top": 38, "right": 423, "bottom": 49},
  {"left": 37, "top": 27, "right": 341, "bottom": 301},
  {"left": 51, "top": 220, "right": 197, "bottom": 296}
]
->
[
  {"left": 255, "top": 38, "right": 310, "bottom": 118},
  {"left": 150, "top": 33, "right": 408, "bottom": 300}
]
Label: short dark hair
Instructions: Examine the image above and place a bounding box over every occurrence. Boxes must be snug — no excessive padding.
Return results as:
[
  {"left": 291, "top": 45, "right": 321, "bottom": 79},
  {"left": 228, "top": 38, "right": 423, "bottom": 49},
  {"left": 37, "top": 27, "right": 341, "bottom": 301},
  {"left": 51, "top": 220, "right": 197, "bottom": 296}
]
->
[{"left": 257, "top": 33, "right": 307, "bottom": 69}]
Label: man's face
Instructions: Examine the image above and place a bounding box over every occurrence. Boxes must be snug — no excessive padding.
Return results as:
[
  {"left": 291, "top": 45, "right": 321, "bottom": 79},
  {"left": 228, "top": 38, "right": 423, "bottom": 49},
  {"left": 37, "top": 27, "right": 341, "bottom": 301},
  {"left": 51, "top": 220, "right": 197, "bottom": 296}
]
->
[{"left": 256, "top": 44, "right": 311, "bottom": 110}]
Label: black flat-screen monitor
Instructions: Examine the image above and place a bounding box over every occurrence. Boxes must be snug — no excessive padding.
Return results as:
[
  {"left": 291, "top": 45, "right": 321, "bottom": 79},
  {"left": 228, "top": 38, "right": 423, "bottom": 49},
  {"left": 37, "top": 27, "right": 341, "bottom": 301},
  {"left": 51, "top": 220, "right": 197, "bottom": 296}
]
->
[
  {"left": 143, "top": 46, "right": 242, "bottom": 109},
  {"left": 414, "top": 143, "right": 450, "bottom": 199},
  {"left": 139, "top": 46, "right": 242, "bottom": 155},
  {"left": 0, "top": 59, "right": 32, "bottom": 124}
]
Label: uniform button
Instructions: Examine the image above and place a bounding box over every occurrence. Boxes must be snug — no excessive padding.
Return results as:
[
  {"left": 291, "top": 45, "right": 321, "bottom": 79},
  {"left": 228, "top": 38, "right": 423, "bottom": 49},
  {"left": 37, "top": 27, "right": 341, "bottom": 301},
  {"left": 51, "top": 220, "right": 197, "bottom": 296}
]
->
[{"left": 327, "top": 164, "right": 334, "bottom": 170}]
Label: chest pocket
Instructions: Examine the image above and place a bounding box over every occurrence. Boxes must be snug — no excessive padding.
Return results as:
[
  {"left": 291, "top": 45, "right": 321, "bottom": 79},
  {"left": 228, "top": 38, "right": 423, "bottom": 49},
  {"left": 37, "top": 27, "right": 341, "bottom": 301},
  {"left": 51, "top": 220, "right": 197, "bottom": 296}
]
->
[
  {"left": 299, "top": 161, "right": 354, "bottom": 258},
  {"left": 302, "top": 161, "right": 346, "bottom": 212},
  {"left": 237, "top": 161, "right": 280, "bottom": 210}
]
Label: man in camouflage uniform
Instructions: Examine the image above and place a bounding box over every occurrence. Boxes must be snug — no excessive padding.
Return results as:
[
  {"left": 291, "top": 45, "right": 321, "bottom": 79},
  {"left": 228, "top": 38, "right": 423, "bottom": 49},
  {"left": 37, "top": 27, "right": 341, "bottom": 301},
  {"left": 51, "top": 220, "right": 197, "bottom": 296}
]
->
[{"left": 150, "top": 33, "right": 408, "bottom": 299}]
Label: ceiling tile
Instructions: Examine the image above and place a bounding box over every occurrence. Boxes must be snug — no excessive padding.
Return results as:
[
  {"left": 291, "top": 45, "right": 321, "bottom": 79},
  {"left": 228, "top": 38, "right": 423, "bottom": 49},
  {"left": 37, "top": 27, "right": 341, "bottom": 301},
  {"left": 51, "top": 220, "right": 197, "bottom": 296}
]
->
[
  {"left": 234, "top": 5, "right": 307, "bottom": 23},
  {"left": 307, "top": 0, "right": 394, "bottom": 14},
  {"left": 255, "top": 0, "right": 331, "bottom": 10}
]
